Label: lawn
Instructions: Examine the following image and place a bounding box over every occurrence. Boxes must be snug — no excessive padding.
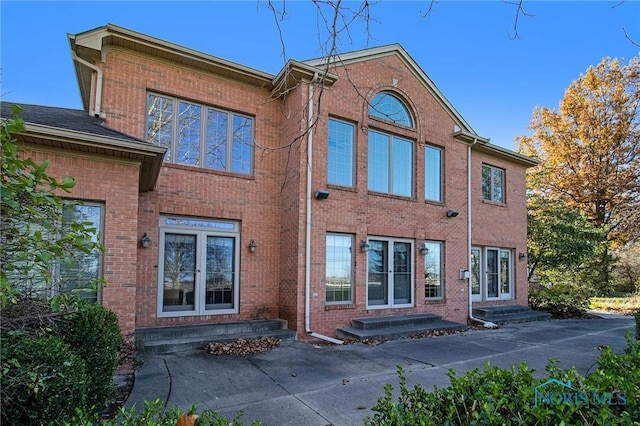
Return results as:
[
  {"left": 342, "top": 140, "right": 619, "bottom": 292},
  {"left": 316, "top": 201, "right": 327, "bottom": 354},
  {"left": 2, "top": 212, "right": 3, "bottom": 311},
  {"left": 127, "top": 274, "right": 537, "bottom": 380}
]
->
[{"left": 590, "top": 292, "right": 640, "bottom": 314}]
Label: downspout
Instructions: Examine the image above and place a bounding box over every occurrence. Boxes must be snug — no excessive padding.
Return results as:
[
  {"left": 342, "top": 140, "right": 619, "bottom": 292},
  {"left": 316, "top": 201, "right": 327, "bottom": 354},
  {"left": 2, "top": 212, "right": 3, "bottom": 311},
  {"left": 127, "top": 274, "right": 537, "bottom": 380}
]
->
[
  {"left": 467, "top": 138, "right": 497, "bottom": 328},
  {"left": 71, "top": 50, "right": 104, "bottom": 118},
  {"left": 304, "top": 72, "right": 343, "bottom": 345}
]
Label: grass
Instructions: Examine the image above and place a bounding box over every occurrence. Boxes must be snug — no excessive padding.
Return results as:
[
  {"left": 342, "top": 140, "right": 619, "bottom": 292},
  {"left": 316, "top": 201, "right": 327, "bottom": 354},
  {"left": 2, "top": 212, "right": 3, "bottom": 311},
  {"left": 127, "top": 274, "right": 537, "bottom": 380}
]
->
[{"left": 590, "top": 292, "right": 640, "bottom": 314}]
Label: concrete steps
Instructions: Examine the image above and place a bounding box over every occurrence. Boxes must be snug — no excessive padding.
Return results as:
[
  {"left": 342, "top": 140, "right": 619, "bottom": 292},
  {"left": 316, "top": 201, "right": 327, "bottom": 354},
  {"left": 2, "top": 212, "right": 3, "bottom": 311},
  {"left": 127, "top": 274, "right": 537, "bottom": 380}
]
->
[
  {"left": 472, "top": 305, "right": 551, "bottom": 324},
  {"left": 136, "top": 319, "right": 296, "bottom": 354},
  {"left": 336, "top": 313, "right": 467, "bottom": 342}
]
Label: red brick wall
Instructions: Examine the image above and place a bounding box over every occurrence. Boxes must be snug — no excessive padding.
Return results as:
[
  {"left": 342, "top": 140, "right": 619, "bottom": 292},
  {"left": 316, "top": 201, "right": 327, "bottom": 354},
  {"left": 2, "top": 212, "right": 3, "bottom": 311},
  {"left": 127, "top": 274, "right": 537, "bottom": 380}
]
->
[
  {"left": 24, "top": 147, "right": 141, "bottom": 335},
  {"left": 87, "top": 45, "right": 530, "bottom": 338}
]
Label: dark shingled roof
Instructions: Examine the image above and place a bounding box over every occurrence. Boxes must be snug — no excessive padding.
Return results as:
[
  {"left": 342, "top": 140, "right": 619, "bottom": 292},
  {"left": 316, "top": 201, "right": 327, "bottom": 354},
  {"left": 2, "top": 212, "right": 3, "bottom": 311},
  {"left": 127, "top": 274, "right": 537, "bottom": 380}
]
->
[{"left": 1, "top": 102, "right": 144, "bottom": 143}]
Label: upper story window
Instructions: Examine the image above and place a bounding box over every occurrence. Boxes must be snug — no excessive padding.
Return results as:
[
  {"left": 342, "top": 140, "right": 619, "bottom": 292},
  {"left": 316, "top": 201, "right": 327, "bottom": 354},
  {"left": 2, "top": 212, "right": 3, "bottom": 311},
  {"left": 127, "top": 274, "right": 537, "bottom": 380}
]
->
[
  {"left": 369, "top": 92, "right": 413, "bottom": 127},
  {"left": 368, "top": 130, "right": 413, "bottom": 197},
  {"left": 328, "top": 118, "right": 355, "bottom": 187},
  {"left": 146, "top": 93, "right": 253, "bottom": 174},
  {"left": 424, "top": 145, "right": 442, "bottom": 202},
  {"left": 481, "top": 164, "right": 505, "bottom": 203}
]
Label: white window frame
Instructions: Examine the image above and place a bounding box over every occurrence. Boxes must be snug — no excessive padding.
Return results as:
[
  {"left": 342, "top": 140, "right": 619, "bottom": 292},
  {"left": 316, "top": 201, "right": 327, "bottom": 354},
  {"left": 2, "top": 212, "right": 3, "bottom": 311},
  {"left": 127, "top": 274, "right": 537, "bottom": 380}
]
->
[
  {"left": 368, "top": 130, "right": 414, "bottom": 197},
  {"left": 327, "top": 118, "right": 355, "bottom": 187},
  {"left": 157, "top": 216, "right": 240, "bottom": 318},
  {"left": 366, "top": 236, "right": 415, "bottom": 309},
  {"left": 325, "top": 233, "right": 354, "bottom": 304},
  {"left": 423, "top": 240, "right": 443, "bottom": 299},
  {"left": 471, "top": 246, "right": 513, "bottom": 301},
  {"left": 481, "top": 164, "right": 505, "bottom": 203},
  {"left": 424, "top": 145, "right": 443, "bottom": 202}
]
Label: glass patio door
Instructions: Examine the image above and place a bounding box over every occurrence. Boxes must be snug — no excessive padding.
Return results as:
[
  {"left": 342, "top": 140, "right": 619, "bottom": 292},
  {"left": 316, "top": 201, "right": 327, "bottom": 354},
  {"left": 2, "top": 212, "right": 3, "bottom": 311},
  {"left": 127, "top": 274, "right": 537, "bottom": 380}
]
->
[{"left": 367, "top": 238, "right": 413, "bottom": 308}]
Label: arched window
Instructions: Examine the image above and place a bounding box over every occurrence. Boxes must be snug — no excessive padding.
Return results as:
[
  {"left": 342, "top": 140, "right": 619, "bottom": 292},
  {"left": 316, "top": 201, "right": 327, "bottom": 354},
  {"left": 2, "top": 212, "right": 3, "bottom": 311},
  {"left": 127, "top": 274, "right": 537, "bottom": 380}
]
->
[{"left": 368, "top": 92, "right": 413, "bottom": 127}]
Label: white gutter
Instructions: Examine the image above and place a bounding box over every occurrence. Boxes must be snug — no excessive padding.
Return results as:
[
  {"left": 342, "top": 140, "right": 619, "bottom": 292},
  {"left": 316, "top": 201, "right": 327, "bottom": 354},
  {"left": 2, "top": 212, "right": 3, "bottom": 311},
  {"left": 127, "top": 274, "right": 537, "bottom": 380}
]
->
[
  {"left": 71, "top": 51, "right": 105, "bottom": 118},
  {"left": 467, "top": 139, "right": 497, "bottom": 328},
  {"left": 304, "top": 73, "right": 343, "bottom": 345}
]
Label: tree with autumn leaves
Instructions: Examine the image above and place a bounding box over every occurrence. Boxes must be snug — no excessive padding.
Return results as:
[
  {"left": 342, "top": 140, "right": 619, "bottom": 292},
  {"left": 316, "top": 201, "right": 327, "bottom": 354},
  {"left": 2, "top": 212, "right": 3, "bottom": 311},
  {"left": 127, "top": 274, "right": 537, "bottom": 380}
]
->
[{"left": 519, "top": 56, "right": 639, "bottom": 293}]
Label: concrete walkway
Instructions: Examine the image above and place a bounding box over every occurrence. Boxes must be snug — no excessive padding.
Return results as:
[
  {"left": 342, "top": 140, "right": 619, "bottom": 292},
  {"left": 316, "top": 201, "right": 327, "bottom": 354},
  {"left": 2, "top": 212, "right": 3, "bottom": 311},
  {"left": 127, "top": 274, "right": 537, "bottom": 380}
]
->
[{"left": 126, "top": 316, "right": 635, "bottom": 426}]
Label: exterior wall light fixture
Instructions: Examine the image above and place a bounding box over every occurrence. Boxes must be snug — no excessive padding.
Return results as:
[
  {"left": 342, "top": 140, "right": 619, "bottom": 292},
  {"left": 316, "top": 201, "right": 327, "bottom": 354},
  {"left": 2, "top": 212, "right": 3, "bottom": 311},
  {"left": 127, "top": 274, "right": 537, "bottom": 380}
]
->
[
  {"left": 519, "top": 252, "right": 527, "bottom": 260},
  {"left": 249, "top": 239, "right": 257, "bottom": 253},
  {"left": 418, "top": 242, "right": 429, "bottom": 254},
  {"left": 314, "top": 190, "right": 330, "bottom": 200},
  {"left": 446, "top": 209, "right": 459, "bottom": 218},
  {"left": 141, "top": 232, "right": 151, "bottom": 249},
  {"left": 360, "top": 240, "right": 370, "bottom": 253}
]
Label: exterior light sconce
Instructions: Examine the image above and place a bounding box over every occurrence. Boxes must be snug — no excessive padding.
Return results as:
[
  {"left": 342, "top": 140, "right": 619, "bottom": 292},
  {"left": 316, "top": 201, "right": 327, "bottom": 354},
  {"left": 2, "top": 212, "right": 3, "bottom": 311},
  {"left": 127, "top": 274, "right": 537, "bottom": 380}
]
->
[
  {"left": 249, "top": 240, "right": 257, "bottom": 254},
  {"left": 418, "top": 242, "right": 429, "bottom": 255},
  {"left": 446, "top": 209, "right": 459, "bottom": 218},
  {"left": 518, "top": 252, "right": 527, "bottom": 261},
  {"left": 360, "top": 240, "right": 370, "bottom": 253},
  {"left": 141, "top": 232, "right": 151, "bottom": 249},
  {"left": 314, "top": 190, "right": 330, "bottom": 200}
]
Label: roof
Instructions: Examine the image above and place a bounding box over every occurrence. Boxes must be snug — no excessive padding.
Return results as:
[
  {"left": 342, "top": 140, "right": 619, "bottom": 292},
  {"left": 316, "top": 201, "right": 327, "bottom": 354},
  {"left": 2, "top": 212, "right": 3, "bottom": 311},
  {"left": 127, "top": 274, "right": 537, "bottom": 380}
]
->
[{"left": 1, "top": 102, "right": 165, "bottom": 192}]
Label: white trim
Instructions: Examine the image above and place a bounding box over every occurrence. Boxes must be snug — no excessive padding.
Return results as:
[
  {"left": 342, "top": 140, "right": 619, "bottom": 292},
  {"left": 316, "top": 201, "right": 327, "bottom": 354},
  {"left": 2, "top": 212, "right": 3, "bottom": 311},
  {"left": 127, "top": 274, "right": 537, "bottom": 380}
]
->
[{"left": 365, "top": 236, "right": 415, "bottom": 309}]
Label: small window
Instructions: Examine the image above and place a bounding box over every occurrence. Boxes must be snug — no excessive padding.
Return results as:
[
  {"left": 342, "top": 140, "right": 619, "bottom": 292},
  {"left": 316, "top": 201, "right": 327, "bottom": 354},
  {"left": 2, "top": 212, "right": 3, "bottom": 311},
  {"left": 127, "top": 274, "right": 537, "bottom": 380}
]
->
[
  {"left": 369, "top": 92, "right": 413, "bottom": 127},
  {"left": 482, "top": 164, "right": 505, "bottom": 203},
  {"left": 328, "top": 119, "right": 355, "bottom": 187},
  {"left": 146, "top": 93, "right": 253, "bottom": 174},
  {"left": 424, "top": 145, "right": 442, "bottom": 202},
  {"left": 325, "top": 234, "right": 353, "bottom": 304},
  {"left": 423, "top": 241, "right": 443, "bottom": 299}
]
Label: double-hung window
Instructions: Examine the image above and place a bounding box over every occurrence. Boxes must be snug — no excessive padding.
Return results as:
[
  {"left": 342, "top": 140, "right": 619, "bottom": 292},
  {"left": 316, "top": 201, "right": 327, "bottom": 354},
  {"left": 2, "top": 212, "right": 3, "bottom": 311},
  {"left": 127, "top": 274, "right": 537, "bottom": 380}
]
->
[
  {"left": 328, "top": 119, "right": 355, "bottom": 187},
  {"left": 482, "top": 164, "right": 505, "bottom": 203},
  {"left": 423, "top": 241, "right": 443, "bottom": 299},
  {"left": 424, "top": 145, "right": 442, "bottom": 202},
  {"left": 146, "top": 93, "right": 253, "bottom": 174},
  {"left": 325, "top": 234, "right": 353, "bottom": 304}
]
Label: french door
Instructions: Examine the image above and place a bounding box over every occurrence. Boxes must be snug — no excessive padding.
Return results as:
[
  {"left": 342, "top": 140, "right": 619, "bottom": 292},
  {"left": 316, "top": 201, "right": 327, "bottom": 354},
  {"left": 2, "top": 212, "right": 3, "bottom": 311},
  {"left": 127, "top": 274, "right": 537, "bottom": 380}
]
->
[
  {"left": 158, "top": 216, "right": 239, "bottom": 317},
  {"left": 471, "top": 247, "right": 512, "bottom": 301},
  {"left": 367, "top": 238, "right": 414, "bottom": 308}
]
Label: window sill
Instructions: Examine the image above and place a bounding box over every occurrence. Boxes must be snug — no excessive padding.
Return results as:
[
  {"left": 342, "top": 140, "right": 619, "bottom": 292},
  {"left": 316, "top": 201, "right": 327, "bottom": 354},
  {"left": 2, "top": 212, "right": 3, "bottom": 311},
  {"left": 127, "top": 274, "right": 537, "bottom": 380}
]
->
[
  {"left": 424, "top": 298, "right": 445, "bottom": 304},
  {"left": 162, "top": 162, "right": 255, "bottom": 180},
  {"left": 367, "top": 190, "right": 417, "bottom": 202},
  {"left": 325, "top": 303, "right": 355, "bottom": 311},
  {"left": 327, "top": 184, "right": 357, "bottom": 193},
  {"left": 481, "top": 199, "right": 507, "bottom": 207}
]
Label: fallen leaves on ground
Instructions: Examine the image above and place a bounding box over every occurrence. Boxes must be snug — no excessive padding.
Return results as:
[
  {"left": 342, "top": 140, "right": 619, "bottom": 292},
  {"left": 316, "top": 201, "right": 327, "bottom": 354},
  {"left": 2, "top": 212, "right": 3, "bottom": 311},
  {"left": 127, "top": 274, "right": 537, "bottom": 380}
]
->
[{"left": 204, "top": 336, "right": 281, "bottom": 356}]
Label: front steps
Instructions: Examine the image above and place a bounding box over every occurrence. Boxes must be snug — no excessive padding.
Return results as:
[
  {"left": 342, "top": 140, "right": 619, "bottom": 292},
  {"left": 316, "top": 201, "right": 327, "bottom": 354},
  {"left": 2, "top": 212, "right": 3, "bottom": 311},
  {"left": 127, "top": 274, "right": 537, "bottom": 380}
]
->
[
  {"left": 472, "top": 305, "right": 551, "bottom": 324},
  {"left": 136, "top": 319, "right": 296, "bottom": 354},
  {"left": 336, "top": 313, "right": 467, "bottom": 342}
]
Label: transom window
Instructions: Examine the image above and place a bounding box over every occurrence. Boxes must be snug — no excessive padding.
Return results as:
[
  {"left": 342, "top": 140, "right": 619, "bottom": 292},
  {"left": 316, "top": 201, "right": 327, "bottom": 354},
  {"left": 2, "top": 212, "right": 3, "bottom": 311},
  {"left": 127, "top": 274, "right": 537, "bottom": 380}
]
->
[
  {"left": 369, "top": 92, "right": 413, "bottom": 127},
  {"left": 146, "top": 93, "right": 253, "bottom": 174},
  {"left": 482, "top": 164, "right": 505, "bottom": 203},
  {"left": 328, "top": 118, "right": 355, "bottom": 187},
  {"left": 325, "top": 234, "right": 353, "bottom": 304},
  {"left": 158, "top": 216, "right": 240, "bottom": 317},
  {"left": 368, "top": 130, "right": 413, "bottom": 197},
  {"left": 424, "top": 145, "right": 443, "bottom": 202},
  {"left": 423, "top": 241, "right": 443, "bottom": 299}
]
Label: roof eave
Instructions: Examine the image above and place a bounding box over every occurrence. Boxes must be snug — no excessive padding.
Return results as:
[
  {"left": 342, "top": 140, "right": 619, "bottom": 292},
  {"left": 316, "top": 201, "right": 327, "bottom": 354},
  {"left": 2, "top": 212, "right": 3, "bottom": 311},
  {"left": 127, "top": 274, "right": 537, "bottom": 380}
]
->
[{"left": 19, "top": 123, "right": 166, "bottom": 192}]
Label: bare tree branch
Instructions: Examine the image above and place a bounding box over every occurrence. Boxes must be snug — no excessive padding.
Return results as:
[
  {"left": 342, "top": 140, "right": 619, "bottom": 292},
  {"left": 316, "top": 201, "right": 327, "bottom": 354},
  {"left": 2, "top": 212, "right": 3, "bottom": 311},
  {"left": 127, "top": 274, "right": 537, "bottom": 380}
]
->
[
  {"left": 623, "top": 26, "right": 640, "bottom": 47},
  {"left": 503, "top": 0, "right": 535, "bottom": 40}
]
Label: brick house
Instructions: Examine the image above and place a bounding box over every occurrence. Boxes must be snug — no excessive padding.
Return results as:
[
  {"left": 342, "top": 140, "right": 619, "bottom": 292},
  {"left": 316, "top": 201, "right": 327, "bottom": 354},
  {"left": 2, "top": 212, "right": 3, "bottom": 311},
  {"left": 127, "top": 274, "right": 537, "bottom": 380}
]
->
[{"left": 2, "top": 24, "right": 541, "bottom": 345}]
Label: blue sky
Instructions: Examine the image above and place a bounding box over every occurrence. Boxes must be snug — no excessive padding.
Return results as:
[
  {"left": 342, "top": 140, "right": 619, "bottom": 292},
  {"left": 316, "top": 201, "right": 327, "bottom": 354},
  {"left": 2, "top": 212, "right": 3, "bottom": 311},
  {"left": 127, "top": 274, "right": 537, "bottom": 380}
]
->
[{"left": 1, "top": 1, "right": 638, "bottom": 149}]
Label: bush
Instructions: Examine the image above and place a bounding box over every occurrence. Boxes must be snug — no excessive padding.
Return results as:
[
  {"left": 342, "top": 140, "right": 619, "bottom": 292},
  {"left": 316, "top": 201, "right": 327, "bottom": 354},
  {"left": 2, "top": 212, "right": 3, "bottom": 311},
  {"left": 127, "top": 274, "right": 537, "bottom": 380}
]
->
[
  {"left": 60, "top": 399, "right": 263, "bottom": 426},
  {"left": 1, "top": 334, "right": 89, "bottom": 425},
  {"left": 60, "top": 298, "right": 122, "bottom": 409},
  {"left": 636, "top": 309, "right": 640, "bottom": 341},
  {"left": 529, "top": 283, "right": 590, "bottom": 318},
  {"left": 366, "top": 334, "right": 639, "bottom": 425}
]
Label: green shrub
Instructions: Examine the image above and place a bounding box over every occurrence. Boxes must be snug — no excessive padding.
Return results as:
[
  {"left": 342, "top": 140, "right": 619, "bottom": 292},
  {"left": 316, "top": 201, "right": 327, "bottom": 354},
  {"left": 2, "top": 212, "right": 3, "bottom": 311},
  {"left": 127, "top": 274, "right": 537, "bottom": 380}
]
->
[
  {"left": 1, "top": 334, "right": 89, "bottom": 425},
  {"left": 366, "top": 335, "right": 640, "bottom": 425},
  {"left": 60, "top": 399, "right": 263, "bottom": 426},
  {"left": 60, "top": 298, "right": 122, "bottom": 409},
  {"left": 635, "top": 309, "right": 640, "bottom": 341},
  {"left": 529, "top": 283, "right": 590, "bottom": 318}
]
